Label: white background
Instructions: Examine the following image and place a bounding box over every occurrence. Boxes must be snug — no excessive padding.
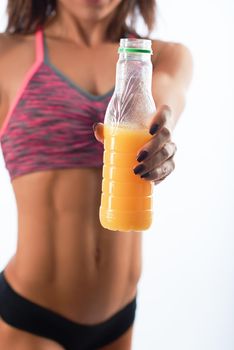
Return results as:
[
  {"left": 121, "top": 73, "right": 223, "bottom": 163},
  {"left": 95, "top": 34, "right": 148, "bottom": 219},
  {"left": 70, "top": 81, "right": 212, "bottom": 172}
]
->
[{"left": 0, "top": 1, "right": 234, "bottom": 349}]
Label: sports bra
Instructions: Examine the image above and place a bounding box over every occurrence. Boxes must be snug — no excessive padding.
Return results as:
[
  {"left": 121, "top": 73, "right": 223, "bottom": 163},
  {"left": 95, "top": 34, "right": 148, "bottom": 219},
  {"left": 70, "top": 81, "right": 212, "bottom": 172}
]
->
[{"left": 0, "top": 28, "right": 137, "bottom": 182}]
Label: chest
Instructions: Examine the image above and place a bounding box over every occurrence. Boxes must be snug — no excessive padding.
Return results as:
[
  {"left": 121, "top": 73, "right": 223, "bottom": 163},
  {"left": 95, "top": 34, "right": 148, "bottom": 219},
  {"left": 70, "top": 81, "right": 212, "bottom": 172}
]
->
[
  {"left": 0, "top": 38, "right": 119, "bottom": 127},
  {"left": 45, "top": 39, "right": 118, "bottom": 95}
]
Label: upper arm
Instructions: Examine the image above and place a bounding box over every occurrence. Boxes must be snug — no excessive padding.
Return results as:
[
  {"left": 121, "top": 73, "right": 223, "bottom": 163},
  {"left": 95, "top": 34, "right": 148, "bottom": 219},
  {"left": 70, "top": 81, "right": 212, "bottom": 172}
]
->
[
  {"left": 0, "top": 35, "right": 4, "bottom": 116},
  {"left": 0, "top": 33, "right": 11, "bottom": 124},
  {"left": 152, "top": 41, "right": 194, "bottom": 126}
]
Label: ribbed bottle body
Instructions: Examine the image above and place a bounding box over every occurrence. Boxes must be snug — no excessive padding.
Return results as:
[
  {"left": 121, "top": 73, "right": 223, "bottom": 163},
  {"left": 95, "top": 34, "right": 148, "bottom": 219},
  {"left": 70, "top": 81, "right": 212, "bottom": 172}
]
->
[
  {"left": 99, "top": 38, "right": 156, "bottom": 231},
  {"left": 99, "top": 125, "right": 154, "bottom": 231}
]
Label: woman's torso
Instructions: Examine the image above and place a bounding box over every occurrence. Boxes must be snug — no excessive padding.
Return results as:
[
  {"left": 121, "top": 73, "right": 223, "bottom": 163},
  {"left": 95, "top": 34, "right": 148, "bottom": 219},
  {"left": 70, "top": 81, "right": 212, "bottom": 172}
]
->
[{"left": 0, "top": 25, "right": 157, "bottom": 324}]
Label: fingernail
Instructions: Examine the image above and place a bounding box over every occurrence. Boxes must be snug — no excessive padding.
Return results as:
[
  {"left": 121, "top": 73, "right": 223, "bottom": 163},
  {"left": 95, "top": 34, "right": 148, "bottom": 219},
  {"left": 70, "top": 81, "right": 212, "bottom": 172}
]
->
[
  {"left": 149, "top": 123, "right": 159, "bottom": 135},
  {"left": 133, "top": 163, "right": 145, "bottom": 175},
  {"left": 141, "top": 172, "right": 150, "bottom": 178},
  {"left": 136, "top": 150, "right": 148, "bottom": 162}
]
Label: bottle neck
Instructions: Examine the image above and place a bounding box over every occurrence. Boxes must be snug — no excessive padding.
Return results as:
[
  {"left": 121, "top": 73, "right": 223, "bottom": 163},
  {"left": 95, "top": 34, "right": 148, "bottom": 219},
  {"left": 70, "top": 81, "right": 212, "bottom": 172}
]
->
[
  {"left": 118, "top": 52, "right": 152, "bottom": 61},
  {"left": 115, "top": 53, "right": 153, "bottom": 94}
]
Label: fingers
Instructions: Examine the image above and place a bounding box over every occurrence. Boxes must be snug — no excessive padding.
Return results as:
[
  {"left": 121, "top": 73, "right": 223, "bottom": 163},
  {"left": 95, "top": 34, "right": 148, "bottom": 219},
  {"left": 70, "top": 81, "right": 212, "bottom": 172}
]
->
[
  {"left": 133, "top": 141, "right": 177, "bottom": 177},
  {"left": 136, "top": 105, "right": 174, "bottom": 162},
  {"left": 133, "top": 104, "right": 177, "bottom": 185},
  {"left": 139, "top": 157, "right": 175, "bottom": 182},
  {"left": 136, "top": 124, "right": 173, "bottom": 162}
]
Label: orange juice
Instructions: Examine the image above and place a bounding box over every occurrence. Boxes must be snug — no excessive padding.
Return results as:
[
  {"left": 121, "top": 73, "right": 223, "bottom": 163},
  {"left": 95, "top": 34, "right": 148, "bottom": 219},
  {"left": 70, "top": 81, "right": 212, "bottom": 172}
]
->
[{"left": 99, "top": 124, "right": 154, "bottom": 231}]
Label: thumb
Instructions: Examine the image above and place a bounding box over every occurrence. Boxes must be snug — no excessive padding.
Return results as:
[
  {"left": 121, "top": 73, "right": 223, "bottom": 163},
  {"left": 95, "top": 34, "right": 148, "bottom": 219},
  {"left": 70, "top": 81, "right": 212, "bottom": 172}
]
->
[{"left": 93, "top": 122, "right": 104, "bottom": 144}]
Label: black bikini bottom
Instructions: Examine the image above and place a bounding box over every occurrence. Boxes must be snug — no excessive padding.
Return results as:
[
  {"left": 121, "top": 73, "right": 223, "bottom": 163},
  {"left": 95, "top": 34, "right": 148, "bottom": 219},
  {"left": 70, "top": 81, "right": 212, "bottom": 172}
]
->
[{"left": 0, "top": 269, "right": 137, "bottom": 350}]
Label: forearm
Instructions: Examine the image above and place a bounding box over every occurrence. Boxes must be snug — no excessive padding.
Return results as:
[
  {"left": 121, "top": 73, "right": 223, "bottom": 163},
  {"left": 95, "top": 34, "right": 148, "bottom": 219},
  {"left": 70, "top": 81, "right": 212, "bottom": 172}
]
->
[
  {"left": 154, "top": 86, "right": 186, "bottom": 131},
  {"left": 152, "top": 43, "right": 193, "bottom": 132}
]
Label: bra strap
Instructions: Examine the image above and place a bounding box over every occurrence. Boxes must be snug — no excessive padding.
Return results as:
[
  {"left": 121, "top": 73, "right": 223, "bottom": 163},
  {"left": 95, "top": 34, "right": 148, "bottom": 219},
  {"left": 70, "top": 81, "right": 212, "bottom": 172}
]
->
[{"left": 35, "top": 27, "right": 44, "bottom": 64}]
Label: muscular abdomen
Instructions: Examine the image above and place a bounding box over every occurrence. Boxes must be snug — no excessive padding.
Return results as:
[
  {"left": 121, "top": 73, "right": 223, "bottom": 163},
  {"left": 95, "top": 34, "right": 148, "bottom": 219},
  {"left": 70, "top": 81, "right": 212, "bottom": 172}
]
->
[{"left": 5, "top": 167, "right": 142, "bottom": 324}]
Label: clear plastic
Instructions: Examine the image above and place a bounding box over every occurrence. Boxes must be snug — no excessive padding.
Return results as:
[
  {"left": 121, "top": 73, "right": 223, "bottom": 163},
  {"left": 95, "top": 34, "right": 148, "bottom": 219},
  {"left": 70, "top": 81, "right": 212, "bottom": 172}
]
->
[
  {"left": 99, "top": 38, "right": 157, "bottom": 232},
  {"left": 105, "top": 38, "right": 156, "bottom": 130}
]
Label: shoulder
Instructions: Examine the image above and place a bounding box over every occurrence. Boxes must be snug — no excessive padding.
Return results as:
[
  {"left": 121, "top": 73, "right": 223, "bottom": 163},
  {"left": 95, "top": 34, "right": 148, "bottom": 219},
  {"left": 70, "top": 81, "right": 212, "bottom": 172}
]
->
[
  {"left": 0, "top": 33, "right": 14, "bottom": 99},
  {"left": 0, "top": 32, "right": 34, "bottom": 101},
  {"left": 151, "top": 39, "right": 193, "bottom": 88},
  {"left": 152, "top": 39, "right": 193, "bottom": 68},
  {"left": 0, "top": 32, "right": 36, "bottom": 61},
  {"left": 0, "top": 32, "right": 34, "bottom": 77},
  {"left": 0, "top": 32, "right": 20, "bottom": 53},
  {"left": 0, "top": 33, "right": 26, "bottom": 71},
  {"left": 133, "top": 32, "right": 193, "bottom": 79},
  {"left": 0, "top": 32, "right": 34, "bottom": 53}
]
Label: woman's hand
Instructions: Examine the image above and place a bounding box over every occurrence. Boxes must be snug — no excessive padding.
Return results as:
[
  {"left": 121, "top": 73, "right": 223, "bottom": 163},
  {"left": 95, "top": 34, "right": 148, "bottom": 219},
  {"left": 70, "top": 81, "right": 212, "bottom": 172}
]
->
[
  {"left": 132, "top": 104, "right": 177, "bottom": 185},
  {"left": 93, "top": 104, "right": 177, "bottom": 186}
]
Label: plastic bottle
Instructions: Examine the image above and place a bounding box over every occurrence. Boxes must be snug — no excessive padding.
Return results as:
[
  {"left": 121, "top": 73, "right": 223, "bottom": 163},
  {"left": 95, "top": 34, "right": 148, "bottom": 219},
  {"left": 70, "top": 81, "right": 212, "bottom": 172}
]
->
[{"left": 99, "top": 38, "right": 156, "bottom": 232}]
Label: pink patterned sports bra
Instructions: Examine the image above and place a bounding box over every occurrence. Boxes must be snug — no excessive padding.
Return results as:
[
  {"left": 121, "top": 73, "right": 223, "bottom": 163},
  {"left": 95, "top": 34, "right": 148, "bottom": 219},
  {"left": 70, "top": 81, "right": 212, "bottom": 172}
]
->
[{"left": 0, "top": 27, "right": 123, "bottom": 182}]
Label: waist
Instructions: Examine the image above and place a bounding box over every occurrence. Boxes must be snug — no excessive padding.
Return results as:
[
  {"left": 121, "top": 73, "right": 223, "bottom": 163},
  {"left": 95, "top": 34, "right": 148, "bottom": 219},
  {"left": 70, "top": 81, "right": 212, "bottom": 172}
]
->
[
  {"left": 16, "top": 209, "right": 102, "bottom": 278},
  {"left": 11, "top": 208, "right": 141, "bottom": 283}
]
